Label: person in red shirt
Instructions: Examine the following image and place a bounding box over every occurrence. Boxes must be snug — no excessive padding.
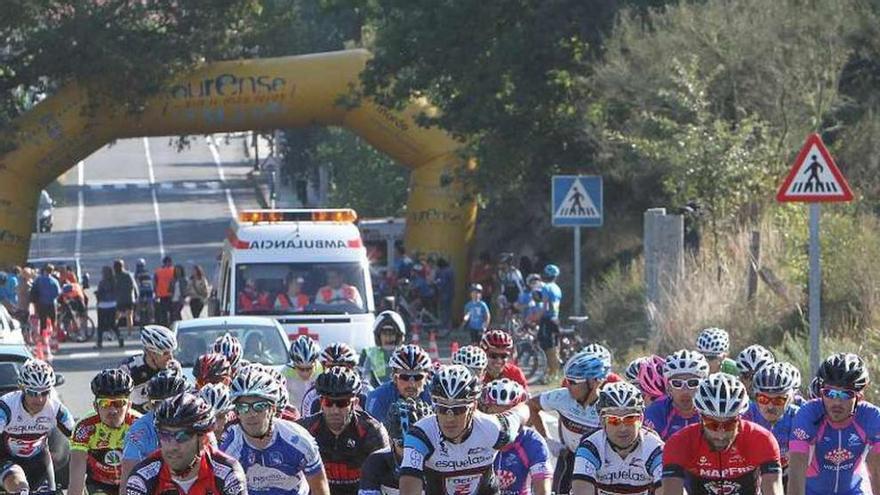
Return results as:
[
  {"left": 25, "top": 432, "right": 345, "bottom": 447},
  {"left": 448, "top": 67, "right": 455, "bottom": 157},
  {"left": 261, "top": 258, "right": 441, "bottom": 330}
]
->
[
  {"left": 237, "top": 279, "right": 270, "bottom": 313},
  {"left": 274, "top": 275, "right": 309, "bottom": 312},
  {"left": 480, "top": 329, "right": 528, "bottom": 390}
]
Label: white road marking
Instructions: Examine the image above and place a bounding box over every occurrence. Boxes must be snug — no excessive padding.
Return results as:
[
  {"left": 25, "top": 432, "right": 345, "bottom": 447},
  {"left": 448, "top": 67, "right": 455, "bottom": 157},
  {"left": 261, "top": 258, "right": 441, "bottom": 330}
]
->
[
  {"left": 160, "top": 182, "right": 173, "bottom": 190},
  {"left": 182, "top": 182, "right": 197, "bottom": 189},
  {"left": 74, "top": 161, "right": 85, "bottom": 258},
  {"left": 206, "top": 135, "right": 238, "bottom": 218},
  {"left": 143, "top": 137, "right": 165, "bottom": 258},
  {"left": 62, "top": 349, "right": 141, "bottom": 360},
  {"left": 87, "top": 179, "right": 150, "bottom": 187}
]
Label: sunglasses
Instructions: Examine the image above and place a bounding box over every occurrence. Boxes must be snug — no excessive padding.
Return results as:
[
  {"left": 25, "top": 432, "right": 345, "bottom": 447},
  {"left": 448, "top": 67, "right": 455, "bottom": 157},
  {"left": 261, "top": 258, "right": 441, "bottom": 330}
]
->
[
  {"left": 158, "top": 429, "right": 196, "bottom": 444},
  {"left": 755, "top": 393, "right": 789, "bottom": 407},
  {"left": 235, "top": 401, "right": 273, "bottom": 414},
  {"left": 396, "top": 373, "right": 426, "bottom": 382},
  {"left": 96, "top": 398, "right": 130, "bottom": 409},
  {"left": 321, "top": 397, "right": 353, "bottom": 408},
  {"left": 668, "top": 378, "right": 701, "bottom": 389},
  {"left": 701, "top": 416, "right": 739, "bottom": 432},
  {"left": 821, "top": 388, "right": 858, "bottom": 401},
  {"left": 603, "top": 414, "right": 642, "bottom": 427},
  {"left": 24, "top": 390, "right": 50, "bottom": 398},
  {"left": 434, "top": 403, "right": 471, "bottom": 416},
  {"left": 488, "top": 353, "right": 509, "bottom": 360},
  {"left": 295, "top": 365, "right": 315, "bottom": 372}
]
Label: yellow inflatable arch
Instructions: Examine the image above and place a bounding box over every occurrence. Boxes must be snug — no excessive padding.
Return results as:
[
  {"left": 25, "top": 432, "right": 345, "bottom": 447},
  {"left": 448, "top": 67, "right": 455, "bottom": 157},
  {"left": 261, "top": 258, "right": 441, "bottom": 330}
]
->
[{"left": 0, "top": 49, "right": 476, "bottom": 306}]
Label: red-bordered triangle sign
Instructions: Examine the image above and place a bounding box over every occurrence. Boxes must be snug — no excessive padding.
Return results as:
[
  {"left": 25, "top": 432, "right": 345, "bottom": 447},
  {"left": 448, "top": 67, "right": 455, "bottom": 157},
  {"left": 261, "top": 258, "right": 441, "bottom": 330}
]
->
[{"left": 777, "top": 133, "right": 853, "bottom": 202}]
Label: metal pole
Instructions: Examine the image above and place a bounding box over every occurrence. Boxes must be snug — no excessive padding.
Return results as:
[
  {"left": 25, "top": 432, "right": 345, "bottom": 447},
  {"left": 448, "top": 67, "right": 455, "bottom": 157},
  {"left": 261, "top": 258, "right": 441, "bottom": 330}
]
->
[
  {"left": 574, "top": 226, "right": 582, "bottom": 316},
  {"left": 809, "top": 203, "right": 821, "bottom": 377}
]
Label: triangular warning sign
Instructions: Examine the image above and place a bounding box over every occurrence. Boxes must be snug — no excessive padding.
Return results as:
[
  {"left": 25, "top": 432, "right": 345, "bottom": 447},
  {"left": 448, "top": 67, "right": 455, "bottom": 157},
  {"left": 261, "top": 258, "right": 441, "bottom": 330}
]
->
[
  {"left": 777, "top": 133, "right": 853, "bottom": 202},
  {"left": 554, "top": 178, "right": 600, "bottom": 218}
]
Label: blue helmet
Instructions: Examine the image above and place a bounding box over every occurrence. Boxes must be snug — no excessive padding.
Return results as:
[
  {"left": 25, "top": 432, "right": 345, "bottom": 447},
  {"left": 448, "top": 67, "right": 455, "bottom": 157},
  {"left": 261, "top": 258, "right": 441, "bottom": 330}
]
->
[
  {"left": 543, "top": 264, "right": 560, "bottom": 278},
  {"left": 564, "top": 351, "right": 610, "bottom": 381}
]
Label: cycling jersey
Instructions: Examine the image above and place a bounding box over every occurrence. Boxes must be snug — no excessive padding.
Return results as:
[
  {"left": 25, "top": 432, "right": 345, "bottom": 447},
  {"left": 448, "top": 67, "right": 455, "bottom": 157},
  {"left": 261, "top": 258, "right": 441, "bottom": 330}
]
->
[
  {"left": 401, "top": 410, "right": 524, "bottom": 495},
  {"left": 0, "top": 389, "right": 74, "bottom": 458},
  {"left": 494, "top": 427, "right": 550, "bottom": 495},
  {"left": 663, "top": 420, "right": 782, "bottom": 495},
  {"left": 122, "top": 411, "right": 159, "bottom": 464},
  {"left": 498, "top": 269, "right": 525, "bottom": 303},
  {"left": 789, "top": 399, "right": 880, "bottom": 495},
  {"left": 365, "top": 381, "right": 433, "bottom": 422},
  {"left": 298, "top": 409, "right": 389, "bottom": 495},
  {"left": 643, "top": 395, "right": 699, "bottom": 441},
  {"left": 119, "top": 354, "right": 164, "bottom": 412},
  {"left": 743, "top": 401, "right": 799, "bottom": 470},
  {"left": 282, "top": 365, "right": 322, "bottom": 412},
  {"left": 219, "top": 417, "right": 323, "bottom": 495},
  {"left": 573, "top": 427, "right": 664, "bottom": 495},
  {"left": 72, "top": 410, "right": 141, "bottom": 488},
  {"left": 537, "top": 387, "right": 601, "bottom": 452},
  {"left": 135, "top": 270, "right": 154, "bottom": 300},
  {"left": 125, "top": 445, "right": 247, "bottom": 495},
  {"left": 300, "top": 381, "right": 371, "bottom": 417},
  {"left": 359, "top": 448, "right": 400, "bottom": 495},
  {"left": 484, "top": 363, "right": 528, "bottom": 391},
  {"left": 540, "top": 283, "right": 561, "bottom": 320}
]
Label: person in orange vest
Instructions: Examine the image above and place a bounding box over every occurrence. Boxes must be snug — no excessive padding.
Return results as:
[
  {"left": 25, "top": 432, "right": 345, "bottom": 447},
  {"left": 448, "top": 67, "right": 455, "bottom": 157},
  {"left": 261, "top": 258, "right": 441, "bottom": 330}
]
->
[
  {"left": 238, "top": 278, "right": 270, "bottom": 313},
  {"left": 274, "top": 275, "right": 310, "bottom": 312},
  {"left": 315, "top": 269, "right": 363, "bottom": 308},
  {"left": 153, "top": 256, "right": 174, "bottom": 326}
]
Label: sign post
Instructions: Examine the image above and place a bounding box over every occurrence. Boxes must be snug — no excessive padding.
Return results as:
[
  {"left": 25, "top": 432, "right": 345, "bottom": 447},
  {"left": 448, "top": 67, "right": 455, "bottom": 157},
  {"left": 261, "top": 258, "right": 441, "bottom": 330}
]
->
[
  {"left": 776, "top": 133, "right": 853, "bottom": 376},
  {"left": 552, "top": 176, "right": 603, "bottom": 316}
]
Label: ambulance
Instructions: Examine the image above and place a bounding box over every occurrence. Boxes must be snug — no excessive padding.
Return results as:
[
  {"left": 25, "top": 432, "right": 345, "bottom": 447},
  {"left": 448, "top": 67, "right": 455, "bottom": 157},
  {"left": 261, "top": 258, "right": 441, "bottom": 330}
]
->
[{"left": 214, "top": 209, "right": 375, "bottom": 350}]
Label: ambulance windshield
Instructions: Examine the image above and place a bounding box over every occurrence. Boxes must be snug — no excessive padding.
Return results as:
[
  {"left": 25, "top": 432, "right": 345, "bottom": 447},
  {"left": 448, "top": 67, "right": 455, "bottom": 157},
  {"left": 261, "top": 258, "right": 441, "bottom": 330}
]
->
[{"left": 235, "top": 262, "right": 368, "bottom": 315}]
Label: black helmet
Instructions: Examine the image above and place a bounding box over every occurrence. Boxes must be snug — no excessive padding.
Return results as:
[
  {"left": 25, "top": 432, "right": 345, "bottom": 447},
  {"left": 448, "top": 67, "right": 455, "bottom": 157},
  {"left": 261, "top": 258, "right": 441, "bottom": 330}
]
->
[
  {"left": 147, "top": 369, "right": 188, "bottom": 400},
  {"left": 384, "top": 398, "right": 432, "bottom": 441},
  {"left": 154, "top": 392, "right": 214, "bottom": 433},
  {"left": 817, "top": 353, "right": 869, "bottom": 392},
  {"left": 315, "top": 367, "right": 361, "bottom": 398},
  {"left": 91, "top": 368, "right": 134, "bottom": 397}
]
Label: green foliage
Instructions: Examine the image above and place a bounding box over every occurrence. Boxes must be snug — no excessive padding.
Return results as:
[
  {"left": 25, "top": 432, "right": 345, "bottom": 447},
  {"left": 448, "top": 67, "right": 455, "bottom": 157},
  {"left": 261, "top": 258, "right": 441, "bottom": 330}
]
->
[{"left": 584, "top": 261, "right": 651, "bottom": 353}]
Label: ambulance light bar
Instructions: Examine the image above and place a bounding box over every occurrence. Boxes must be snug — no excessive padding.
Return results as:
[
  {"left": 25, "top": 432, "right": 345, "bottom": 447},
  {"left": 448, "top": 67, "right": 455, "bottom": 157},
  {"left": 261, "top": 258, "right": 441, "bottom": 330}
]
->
[{"left": 238, "top": 209, "right": 358, "bottom": 224}]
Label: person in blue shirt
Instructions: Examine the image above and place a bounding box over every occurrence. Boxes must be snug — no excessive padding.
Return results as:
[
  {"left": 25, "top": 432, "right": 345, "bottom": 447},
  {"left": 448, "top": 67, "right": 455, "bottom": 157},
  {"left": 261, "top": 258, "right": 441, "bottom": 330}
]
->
[
  {"left": 31, "top": 264, "right": 61, "bottom": 332},
  {"left": 462, "top": 283, "right": 491, "bottom": 344},
  {"left": 743, "top": 362, "right": 800, "bottom": 486},
  {"left": 0, "top": 268, "right": 19, "bottom": 309},
  {"left": 365, "top": 344, "right": 433, "bottom": 421},
  {"left": 538, "top": 264, "right": 562, "bottom": 379}
]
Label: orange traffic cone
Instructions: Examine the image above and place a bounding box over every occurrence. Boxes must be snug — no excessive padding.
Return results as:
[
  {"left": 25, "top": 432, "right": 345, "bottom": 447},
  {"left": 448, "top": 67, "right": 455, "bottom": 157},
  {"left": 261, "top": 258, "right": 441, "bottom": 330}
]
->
[{"left": 427, "top": 331, "right": 440, "bottom": 361}]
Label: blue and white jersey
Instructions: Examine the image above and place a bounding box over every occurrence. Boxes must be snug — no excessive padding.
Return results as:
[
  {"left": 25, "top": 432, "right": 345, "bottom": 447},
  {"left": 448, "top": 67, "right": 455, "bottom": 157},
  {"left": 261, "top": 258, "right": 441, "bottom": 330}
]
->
[
  {"left": 122, "top": 410, "right": 158, "bottom": 462},
  {"left": 220, "top": 418, "right": 323, "bottom": 495}
]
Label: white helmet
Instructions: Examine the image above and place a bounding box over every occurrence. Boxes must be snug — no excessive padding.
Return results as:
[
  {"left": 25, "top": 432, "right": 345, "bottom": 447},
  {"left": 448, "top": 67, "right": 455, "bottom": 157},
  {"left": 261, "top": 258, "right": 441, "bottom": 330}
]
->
[
  {"left": 199, "top": 382, "right": 233, "bottom": 414},
  {"left": 213, "top": 333, "right": 243, "bottom": 368},
  {"left": 597, "top": 381, "right": 645, "bottom": 413},
  {"left": 18, "top": 359, "right": 55, "bottom": 393},
  {"left": 736, "top": 345, "right": 775, "bottom": 375},
  {"left": 779, "top": 361, "right": 802, "bottom": 390},
  {"left": 664, "top": 350, "right": 710, "bottom": 379},
  {"left": 431, "top": 365, "right": 481, "bottom": 404},
  {"left": 452, "top": 346, "right": 488, "bottom": 373},
  {"left": 696, "top": 327, "right": 730, "bottom": 355},
  {"left": 694, "top": 373, "right": 750, "bottom": 418},
  {"left": 288, "top": 336, "right": 321, "bottom": 366},
  {"left": 230, "top": 368, "right": 281, "bottom": 405},
  {"left": 753, "top": 362, "right": 797, "bottom": 394},
  {"left": 481, "top": 379, "right": 527, "bottom": 407},
  {"left": 582, "top": 343, "right": 612, "bottom": 364},
  {"left": 140, "top": 325, "right": 177, "bottom": 353}
]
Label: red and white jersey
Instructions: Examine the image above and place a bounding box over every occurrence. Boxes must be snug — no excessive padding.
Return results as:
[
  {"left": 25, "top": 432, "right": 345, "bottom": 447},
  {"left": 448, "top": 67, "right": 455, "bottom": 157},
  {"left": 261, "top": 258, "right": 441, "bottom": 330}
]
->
[{"left": 0, "top": 390, "right": 74, "bottom": 458}]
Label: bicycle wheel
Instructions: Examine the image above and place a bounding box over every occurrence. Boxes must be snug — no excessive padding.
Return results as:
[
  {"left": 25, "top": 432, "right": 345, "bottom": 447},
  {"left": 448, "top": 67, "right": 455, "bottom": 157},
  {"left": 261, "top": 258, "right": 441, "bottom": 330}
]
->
[
  {"left": 515, "top": 340, "right": 547, "bottom": 386},
  {"left": 72, "top": 316, "right": 96, "bottom": 342}
]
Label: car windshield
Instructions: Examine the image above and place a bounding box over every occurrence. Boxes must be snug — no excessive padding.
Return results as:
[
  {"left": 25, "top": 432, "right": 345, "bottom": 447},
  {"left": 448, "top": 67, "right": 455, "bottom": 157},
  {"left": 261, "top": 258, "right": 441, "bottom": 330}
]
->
[
  {"left": 175, "top": 324, "right": 288, "bottom": 367},
  {"left": 235, "top": 262, "right": 368, "bottom": 315}
]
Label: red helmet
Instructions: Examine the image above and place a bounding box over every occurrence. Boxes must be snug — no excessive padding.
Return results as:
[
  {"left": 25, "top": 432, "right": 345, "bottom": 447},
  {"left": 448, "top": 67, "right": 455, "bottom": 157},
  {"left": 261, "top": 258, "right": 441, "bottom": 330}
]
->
[
  {"left": 194, "top": 352, "right": 232, "bottom": 387},
  {"left": 480, "top": 329, "right": 513, "bottom": 351}
]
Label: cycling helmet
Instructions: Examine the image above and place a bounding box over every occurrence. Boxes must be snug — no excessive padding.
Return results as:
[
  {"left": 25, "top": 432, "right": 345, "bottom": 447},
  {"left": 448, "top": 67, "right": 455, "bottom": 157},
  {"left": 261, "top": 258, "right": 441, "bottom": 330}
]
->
[
  {"left": 154, "top": 392, "right": 215, "bottom": 433},
  {"left": 212, "top": 333, "right": 243, "bottom": 368},
  {"left": 480, "top": 330, "right": 514, "bottom": 351},
  {"left": 543, "top": 264, "right": 560, "bottom": 278},
  {"left": 625, "top": 357, "right": 646, "bottom": 382},
  {"left": 199, "top": 382, "right": 233, "bottom": 414},
  {"left": 389, "top": 344, "right": 432, "bottom": 372},
  {"left": 373, "top": 310, "right": 407, "bottom": 345},
  {"left": 288, "top": 336, "right": 321, "bottom": 366},
  {"left": 431, "top": 365, "right": 481, "bottom": 404},
  {"left": 193, "top": 353, "right": 232, "bottom": 386},
  {"left": 637, "top": 356, "right": 667, "bottom": 400},
  {"left": 470, "top": 283, "right": 483, "bottom": 293},
  {"left": 18, "top": 359, "right": 55, "bottom": 393},
  {"left": 264, "top": 367, "right": 289, "bottom": 407},
  {"left": 147, "top": 369, "right": 188, "bottom": 400},
  {"left": 136, "top": 258, "right": 146, "bottom": 268},
  {"left": 320, "top": 342, "right": 358, "bottom": 368},
  {"left": 315, "top": 367, "right": 361, "bottom": 398},
  {"left": 452, "top": 346, "right": 488, "bottom": 373},
  {"left": 480, "top": 379, "right": 527, "bottom": 407},
  {"left": 779, "top": 361, "right": 802, "bottom": 390},
  {"left": 383, "top": 398, "right": 432, "bottom": 441},
  {"left": 817, "top": 352, "right": 869, "bottom": 392},
  {"left": 753, "top": 362, "right": 797, "bottom": 394},
  {"left": 696, "top": 327, "right": 730, "bottom": 356},
  {"left": 809, "top": 376, "right": 821, "bottom": 399},
  {"left": 525, "top": 273, "right": 542, "bottom": 286},
  {"left": 597, "top": 381, "right": 645, "bottom": 413},
  {"left": 664, "top": 350, "right": 710, "bottom": 379},
  {"left": 736, "top": 345, "right": 775, "bottom": 375},
  {"left": 91, "top": 368, "right": 134, "bottom": 397},
  {"left": 140, "top": 325, "right": 177, "bottom": 353},
  {"left": 582, "top": 343, "right": 612, "bottom": 364},
  {"left": 230, "top": 368, "right": 281, "bottom": 405},
  {"left": 563, "top": 351, "right": 611, "bottom": 381},
  {"left": 694, "top": 373, "right": 750, "bottom": 418}
]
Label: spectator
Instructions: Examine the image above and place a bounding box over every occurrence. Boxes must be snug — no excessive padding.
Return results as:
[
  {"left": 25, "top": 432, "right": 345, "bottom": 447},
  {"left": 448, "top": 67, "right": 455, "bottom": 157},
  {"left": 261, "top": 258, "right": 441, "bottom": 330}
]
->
[
  {"left": 469, "top": 251, "right": 495, "bottom": 304},
  {"left": 153, "top": 256, "right": 174, "bottom": 326},
  {"left": 17, "top": 266, "right": 34, "bottom": 313},
  {"left": 31, "top": 264, "right": 61, "bottom": 332},
  {"left": 113, "top": 259, "right": 138, "bottom": 330},
  {"left": 58, "top": 264, "right": 78, "bottom": 285},
  {"left": 169, "top": 265, "right": 188, "bottom": 323},
  {"left": 462, "top": 284, "right": 491, "bottom": 344},
  {"left": 394, "top": 245, "right": 413, "bottom": 280},
  {"left": 96, "top": 266, "right": 122, "bottom": 348},
  {"left": 187, "top": 265, "right": 210, "bottom": 318},
  {"left": 434, "top": 258, "right": 454, "bottom": 331}
]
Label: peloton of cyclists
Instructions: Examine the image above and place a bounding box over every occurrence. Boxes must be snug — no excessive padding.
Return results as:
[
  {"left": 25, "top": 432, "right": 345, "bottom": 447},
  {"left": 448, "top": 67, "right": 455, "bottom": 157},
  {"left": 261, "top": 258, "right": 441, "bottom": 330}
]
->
[{"left": 120, "top": 325, "right": 179, "bottom": 414}]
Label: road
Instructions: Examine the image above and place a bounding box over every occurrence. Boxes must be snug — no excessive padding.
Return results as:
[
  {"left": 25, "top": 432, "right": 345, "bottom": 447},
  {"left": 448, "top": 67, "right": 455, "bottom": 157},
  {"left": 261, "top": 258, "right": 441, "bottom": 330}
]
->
[{"left": 28, "top": 134, "right": 261, "bottom": 417}]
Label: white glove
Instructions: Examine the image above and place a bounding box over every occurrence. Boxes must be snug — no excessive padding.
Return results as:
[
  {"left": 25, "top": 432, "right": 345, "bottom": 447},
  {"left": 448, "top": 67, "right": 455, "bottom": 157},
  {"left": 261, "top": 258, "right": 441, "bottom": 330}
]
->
[{"left": 546, "top": 438, "right": 565, "bottom": 456}]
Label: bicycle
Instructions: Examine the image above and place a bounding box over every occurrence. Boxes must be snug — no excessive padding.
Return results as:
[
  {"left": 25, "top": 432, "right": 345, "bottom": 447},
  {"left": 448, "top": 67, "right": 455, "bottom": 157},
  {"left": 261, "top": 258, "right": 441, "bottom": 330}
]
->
[
  {"left": 559, "top": 315, "right": 588, "bottom": 365},
  {"left": 57, "top": 299, "right": 95, "bottom": 343},
  {"left": 511, "top": 321, "right": 547, "bottom": 385}
]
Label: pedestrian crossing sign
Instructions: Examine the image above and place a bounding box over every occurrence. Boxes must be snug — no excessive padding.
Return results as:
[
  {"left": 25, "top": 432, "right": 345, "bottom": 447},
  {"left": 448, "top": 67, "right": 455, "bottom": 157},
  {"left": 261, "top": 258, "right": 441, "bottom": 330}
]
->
[
  {"left": 552, "top": 175, "right": 603, "bottom": 227},
  {"left": 777, "top": 133, "right": 853, "bottom": 202}
]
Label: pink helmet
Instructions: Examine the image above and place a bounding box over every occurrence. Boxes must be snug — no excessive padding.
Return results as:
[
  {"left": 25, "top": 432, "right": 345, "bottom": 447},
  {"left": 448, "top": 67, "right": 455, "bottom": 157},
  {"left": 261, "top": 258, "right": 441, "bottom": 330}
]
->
[{"left": 637, "top": 355, "right": 667, "bottom": 400}]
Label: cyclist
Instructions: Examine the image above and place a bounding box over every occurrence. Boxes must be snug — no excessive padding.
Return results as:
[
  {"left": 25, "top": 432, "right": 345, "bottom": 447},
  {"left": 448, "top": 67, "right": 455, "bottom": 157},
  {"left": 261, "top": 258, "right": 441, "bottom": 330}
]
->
[
  {"left": 283, "top": 336, "right": 323, "bottom": 413},
  {"left": 399, "top": 364, "right": 530, "bottom": 495},
  {"left": 453, "top": 344, "right": 489, "bottom": 380},
  {"left": 528, "top": 350, "right": 610, "bottom": 495},
  {"left": 199, "top": 383, "right": 234, "bottom": 436},
  {"left": 537, "top": 264, "right": 562, "bottom": 380},
  {"left": 743, "top": 362, "right": 800, "bottom": 485},
  {"left": 221, "top": 367, "right": 330, "bottom": 495},
  {"left": 626, "top": 355, "right": 666, "bottom": 405},
  {"left": 481, "top": 379, "right": 550, "bottom": 495},
  {"left": 366, "top": 344, "right": 433, "bottom": 421},
  {"left": 735, "top": 344, "right": 775, "bottom": 394},
  {"left": 134, "top": 259, "right": 154, "bottom": 325},
  {"left": 662, "top": 373, "right": 783, "bottom": 495},
  {"left": 0, "top": 359, "right": 74, "bottom": 494},
  {"left": 193, "top": 353, "right": 233, "bottom": 389},
  {"left": 695, "top": 327, "right": 738, "bottom": 375},
  {"left": 121, "top": 324, "right": 179, "bottom": 413},
  {"left": 360, "top": 310, "right": 407, "bottom": 387},
  {"left": 298, "top": 367, "right": 389, "bottom": 495},
  {"left": 125, "top": 392, "right": 247, "bottom": 495},
  {"left": 480, "top": 330, "right": 528, "bottom": 389},
  {"left": 69, "top": 368, "right": 140, "bottom": 495},
  {"left": 496, "top": 253, "right": 525, "bottom": 318},
  {"left": 644, "top": 349, "right": 709, "bottom": 440},
  {"left": 514, "top": 274, "right": 543, "bottom": 316},
  {"left": 788, "top": 353, "right": 880, "bottom": 495},
  {"left": 359, "top": 398, "right": 433, "bottom": 495},
  {"left": 121, "top": 369, "right": 189, "bottom": 487},
  {"left": 300, "top": 342, "right": 370, "bottom": 415},
  {"left": 571, "top": 381, "right": 663, "bottom": 495},
  {"left": 581, "top": 343, "right": 623, "bottom": 383},
  {"left": 59, "top": 280, "right": 89, "bottom": 338},
  {"left": 213, "top": 333, "right": 249, "bottom": 375}
]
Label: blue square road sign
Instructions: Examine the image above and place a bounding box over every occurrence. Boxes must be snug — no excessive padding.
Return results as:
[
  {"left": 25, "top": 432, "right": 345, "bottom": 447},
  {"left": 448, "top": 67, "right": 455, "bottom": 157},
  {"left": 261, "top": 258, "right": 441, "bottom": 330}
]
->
[{"left": 552, "top": 175, "right": 603, "bottom": 227}]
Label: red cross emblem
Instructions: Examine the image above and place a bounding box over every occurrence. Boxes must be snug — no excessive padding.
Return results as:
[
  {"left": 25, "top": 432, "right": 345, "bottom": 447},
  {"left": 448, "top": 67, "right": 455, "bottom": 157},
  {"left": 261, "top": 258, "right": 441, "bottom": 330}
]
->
[{"left": 290, "top": 326, "right": 319, "bottom": 341}]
